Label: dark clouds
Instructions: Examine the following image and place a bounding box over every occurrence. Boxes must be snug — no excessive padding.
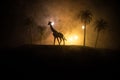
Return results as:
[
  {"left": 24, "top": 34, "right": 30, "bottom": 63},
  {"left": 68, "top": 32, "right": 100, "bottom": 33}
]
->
[{"left": 0, "top": 0, "right": 120, "bottom": 49}]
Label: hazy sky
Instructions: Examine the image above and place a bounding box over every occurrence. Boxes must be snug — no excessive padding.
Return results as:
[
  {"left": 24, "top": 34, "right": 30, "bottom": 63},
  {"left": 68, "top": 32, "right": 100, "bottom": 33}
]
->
[{"left": 1, "top": 0, "right": 120, "bottom": 49}]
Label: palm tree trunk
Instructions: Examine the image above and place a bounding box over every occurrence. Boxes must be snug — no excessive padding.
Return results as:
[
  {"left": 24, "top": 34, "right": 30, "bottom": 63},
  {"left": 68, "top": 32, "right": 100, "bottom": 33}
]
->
[
  {"left": 83, "top": 24, "right": 86, "bottom": 47},
  {"left": 95, "top": 31, "right": 100, "bottom": 48}
]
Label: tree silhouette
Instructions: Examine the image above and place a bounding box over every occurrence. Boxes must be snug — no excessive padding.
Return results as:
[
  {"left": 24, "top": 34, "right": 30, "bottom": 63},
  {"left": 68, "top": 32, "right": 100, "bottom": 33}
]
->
[
  {"left": 24, "top": 17, "right": 36, "bottom": 44},
  {"left": 78, "top": 9, "right": 93, "bottom": 46},
  {"left": 94, "top": 18, "right": 107, "bottom": 48},
  {"left": 37, "top": 25, "right": 46, "bottom": 44}
]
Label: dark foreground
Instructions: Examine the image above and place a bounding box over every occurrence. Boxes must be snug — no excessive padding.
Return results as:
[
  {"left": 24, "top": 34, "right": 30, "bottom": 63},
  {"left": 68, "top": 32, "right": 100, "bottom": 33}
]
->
[{"left": 0, "top": 45, "right": 120, "bottom": 78}]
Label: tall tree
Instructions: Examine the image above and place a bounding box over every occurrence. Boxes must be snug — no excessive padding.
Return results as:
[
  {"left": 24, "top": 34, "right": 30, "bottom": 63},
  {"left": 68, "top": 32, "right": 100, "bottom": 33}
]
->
[
  {"left": 94, "top": 18, "right": 107, "bottom": 48},
  {"left": 78, "top": 9, "right": 93, "bottom": 46}
]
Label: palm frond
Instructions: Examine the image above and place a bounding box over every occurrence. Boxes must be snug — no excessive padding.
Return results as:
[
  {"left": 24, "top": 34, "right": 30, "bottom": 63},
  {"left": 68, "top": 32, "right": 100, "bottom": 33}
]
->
[
  {"left": 80, "top": 9, "right": 93, "bottom": 24},
  {"left": 94, "top": 18, "right": 107, "bottom": 32}
]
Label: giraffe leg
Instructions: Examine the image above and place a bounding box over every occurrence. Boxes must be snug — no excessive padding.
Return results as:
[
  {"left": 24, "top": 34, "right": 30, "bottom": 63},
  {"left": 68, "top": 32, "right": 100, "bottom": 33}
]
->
[
  {"left": 59, "top": 38, "right": 62, "bottom": 45},
  {"left": 62, "top": 38, "right": 64, "bottom": 45},
  {"left": 57, "top": 37, "right": 60, "bottom": 45},
  {"left": 54, "top": 37, "right": 56, "bottom": 45},
  {"left": 63, "top": 36, "right": 66, "bottom": 45},
  {"left": 63, "top": 39, "right": 65, "bottom": 45}
]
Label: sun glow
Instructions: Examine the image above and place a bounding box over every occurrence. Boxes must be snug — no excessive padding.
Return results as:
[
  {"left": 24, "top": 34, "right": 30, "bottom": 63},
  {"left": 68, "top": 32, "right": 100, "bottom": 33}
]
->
[
  {"left": 66, "top": 34, "right": 80, "bottom": 45},
  {"left": 51, "top": 22, "right": 54, "bottom": 26},
  {"left": 82, "top": 25, "right": 85, "bottom": 29}
]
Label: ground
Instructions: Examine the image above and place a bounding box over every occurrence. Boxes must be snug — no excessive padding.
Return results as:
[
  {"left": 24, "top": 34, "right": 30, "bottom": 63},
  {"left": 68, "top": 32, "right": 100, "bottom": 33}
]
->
[{"left": 0, "top": 45, "right": 120, "bottom": 78}]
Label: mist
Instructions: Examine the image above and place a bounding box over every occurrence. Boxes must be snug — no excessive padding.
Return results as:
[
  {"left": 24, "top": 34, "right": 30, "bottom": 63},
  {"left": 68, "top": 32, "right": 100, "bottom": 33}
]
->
[{"left": 1, "top": 0, "right": 119, "bottom": 49}]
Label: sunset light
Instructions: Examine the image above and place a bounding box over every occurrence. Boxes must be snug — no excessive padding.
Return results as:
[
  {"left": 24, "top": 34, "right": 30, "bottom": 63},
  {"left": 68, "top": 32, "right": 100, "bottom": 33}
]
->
[{"left": 66, "top": 34, "right": 80, "bottom": 45}]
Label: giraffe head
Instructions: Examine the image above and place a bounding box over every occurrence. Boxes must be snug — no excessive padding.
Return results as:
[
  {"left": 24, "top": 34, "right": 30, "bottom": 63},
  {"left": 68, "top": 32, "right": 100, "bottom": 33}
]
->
[
  {"left": 48, "top": 21, "right": 52, "bottom": 25},
  {"left": 48, "top": 21, "right": 54, "bottom": 26}
]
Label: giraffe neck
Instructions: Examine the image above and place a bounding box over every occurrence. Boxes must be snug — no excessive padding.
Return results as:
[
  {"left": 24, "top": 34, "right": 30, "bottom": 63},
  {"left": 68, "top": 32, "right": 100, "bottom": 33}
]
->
[{"left": 50, "top": 25, "right": 58, "bottom": 33}]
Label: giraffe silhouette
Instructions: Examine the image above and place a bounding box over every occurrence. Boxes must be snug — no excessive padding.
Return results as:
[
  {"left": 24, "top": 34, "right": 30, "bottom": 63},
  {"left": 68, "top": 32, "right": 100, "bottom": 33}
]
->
[{"left": 48, "top": 21, "right": 66, "bottom": 45}]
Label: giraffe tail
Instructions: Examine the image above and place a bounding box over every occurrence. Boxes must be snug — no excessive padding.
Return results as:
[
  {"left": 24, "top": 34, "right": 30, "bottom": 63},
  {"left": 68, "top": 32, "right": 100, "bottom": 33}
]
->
[{"left": 63, "top": 36, "right": 67, "bottom": 41}]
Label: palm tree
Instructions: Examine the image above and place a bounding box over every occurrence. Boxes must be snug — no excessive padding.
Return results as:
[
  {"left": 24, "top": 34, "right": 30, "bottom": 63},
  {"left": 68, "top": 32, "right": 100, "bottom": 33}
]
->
[
  {"left": 94, "top": 18, "right": 107, "bottom": 48},
  {"left": 25, "top": 17, "right": 35, "bottom": 44},
  {"left": 37, "top": 25, "right": 46, "bottom": 44},
  {"left": 78, "top": 9, "right": 93, "bottom": 46}
]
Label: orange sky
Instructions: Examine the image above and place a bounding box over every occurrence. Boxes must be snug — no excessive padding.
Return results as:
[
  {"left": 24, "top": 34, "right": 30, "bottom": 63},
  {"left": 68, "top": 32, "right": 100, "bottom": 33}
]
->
[{"left": 1, "top": 0, "right": 119, "bottom": 49}]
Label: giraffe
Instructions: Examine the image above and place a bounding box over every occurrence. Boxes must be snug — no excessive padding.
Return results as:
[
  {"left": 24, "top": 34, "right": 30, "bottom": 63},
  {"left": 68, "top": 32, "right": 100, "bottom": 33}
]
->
[{"left": 48, "top": 21, "right": 66, "bottom": 45}]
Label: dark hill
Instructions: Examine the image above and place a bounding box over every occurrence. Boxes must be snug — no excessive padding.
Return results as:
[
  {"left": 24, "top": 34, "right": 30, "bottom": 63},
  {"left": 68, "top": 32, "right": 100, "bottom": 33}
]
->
[{"left": 0, "top": 45, "right": 120, "bottom": 78}]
